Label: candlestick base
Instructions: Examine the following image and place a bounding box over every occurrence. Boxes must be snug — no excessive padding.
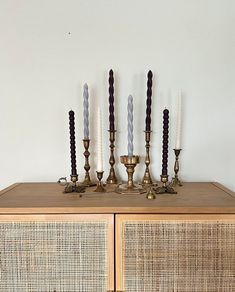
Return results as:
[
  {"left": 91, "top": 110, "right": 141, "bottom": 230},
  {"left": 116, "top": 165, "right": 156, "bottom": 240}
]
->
[
  {"left": 64, "top": 175, "right": 86, "bottom": 194},
  {"left": 146, "top": 187, "right": 156, "bottom": 200},
  {"left": 154, "top": 175, "right": 177, "bottom": 194},
  {"left": 94, "top": 171, "right": 106, "bottom": 193},
  {"left": 116, "top": 155, "right": 146, "bottom": 195},
  {"left": 171, "top": 149, "right": 183, "bottom": 187},
  {"left": 106, "top": 130, "right": 118, "bottom": 185}
]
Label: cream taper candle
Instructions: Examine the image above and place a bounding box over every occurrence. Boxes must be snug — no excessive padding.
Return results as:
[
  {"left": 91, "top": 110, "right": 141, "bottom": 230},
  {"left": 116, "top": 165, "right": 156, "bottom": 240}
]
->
[
  {"left": 97, "top": 106, "right": 103, "bottom": 172},
  {"left": 175, "top": 91, "right": 182, "bottom": 149},
  {"left": 83, "top": 83, "right": 89, "bottom": 139}
]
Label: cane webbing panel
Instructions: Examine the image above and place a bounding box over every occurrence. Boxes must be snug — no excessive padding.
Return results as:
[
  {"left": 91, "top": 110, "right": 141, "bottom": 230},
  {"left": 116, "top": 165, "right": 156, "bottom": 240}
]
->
[
  {"left": 121, "top": 220, "right": 235, "bottom": 292},
  {"left": 0, "top": 221, "right": 109, "bottom": 292}
]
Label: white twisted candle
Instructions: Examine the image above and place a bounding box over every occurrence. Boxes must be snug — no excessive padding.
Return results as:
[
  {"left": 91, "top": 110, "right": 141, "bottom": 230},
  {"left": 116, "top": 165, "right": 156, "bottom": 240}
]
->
[
  {"left": 83, "top": 83, "right": 89, "bottom": 139},
  {"left": 175, "top": 90, "right": 182, "bottom": 149},
  {"left": 127, "top": 95, "right": 134, "bottom": 157},
  {"left": 97, "top": 106, "right": 103, "bottom": 172}
]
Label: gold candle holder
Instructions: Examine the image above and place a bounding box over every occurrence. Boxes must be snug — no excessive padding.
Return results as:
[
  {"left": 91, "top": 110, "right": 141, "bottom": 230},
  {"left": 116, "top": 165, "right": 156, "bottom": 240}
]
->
[
  {"left": 146, "top": 186, "right": 156, "bottom": 200},
  {"left": 116, "top": 155, "right": 146, "bottom": 194},
  {"left": 82, "top": 139, "right": 96, "bottom": 186},
  {"left": 94, "top": 171, "right": 106, "bottom": 193},
  {"left": 142, "top": 131, "right": 156, "bottom": 186},
  {"left": 106, "top": 130, "right": 118, "bottom": 184},
  {"left": 64, "top": 174, "right": 86, "bottom": 194},
  {"left": 154, "top": 175, "right": 177, "bottom": 194},
  {"left": 171, "top": 149, "right": 183, "bottom": 187}
]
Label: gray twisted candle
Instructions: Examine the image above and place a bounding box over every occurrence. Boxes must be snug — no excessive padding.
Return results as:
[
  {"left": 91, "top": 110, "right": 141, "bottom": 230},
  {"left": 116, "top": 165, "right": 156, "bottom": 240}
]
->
[
  {"left": 127, "top": 95, "right": 134, "bottom": 157},
  {"left": 83, "top": 83, "right": 89, "bottom": 139}
]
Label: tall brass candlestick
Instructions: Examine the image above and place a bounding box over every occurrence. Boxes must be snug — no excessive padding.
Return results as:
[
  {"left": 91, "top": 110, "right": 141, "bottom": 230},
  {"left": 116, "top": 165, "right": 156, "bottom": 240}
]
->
[
  {"left": 82, "top": 139, "right": 95, "bottom": 186},
  {"left": 171, "top": 148, "right": 183, "bottom": 186},
  {"left": 142, "top": 131, "right": 153, "bottom": 185},
  {"left": 106, "top": 130, "right": 118, "bottom": 184}
]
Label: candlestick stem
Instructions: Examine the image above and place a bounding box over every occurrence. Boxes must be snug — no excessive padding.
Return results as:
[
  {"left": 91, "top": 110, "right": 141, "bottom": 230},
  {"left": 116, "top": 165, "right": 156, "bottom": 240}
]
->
[
  {"left": 154, "top": 175, "right": 177, "bottom": 194},
  {"left": 106, "top": 130, "right": 118, "bottom": 184},
  {"left": 142, "top": 131, "right": 155, "bottom": 186},
  {"left": 171, "top": 149, "right": 183, "bottom": 187},
  {"left": 94, "top": 171, "right": 106, "bottom": 193},
  {"left": 82, "top": 139, "right": 95, "bottom": 186}
]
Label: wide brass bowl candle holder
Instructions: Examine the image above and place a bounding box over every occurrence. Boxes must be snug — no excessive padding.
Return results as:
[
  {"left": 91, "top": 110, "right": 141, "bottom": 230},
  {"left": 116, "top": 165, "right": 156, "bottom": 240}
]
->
[
  {"left": 116, "top": 155, "right": 146, "bottom": 195},
  {"left": 64, "top": 174, "right": 86, "bottom": 194}
]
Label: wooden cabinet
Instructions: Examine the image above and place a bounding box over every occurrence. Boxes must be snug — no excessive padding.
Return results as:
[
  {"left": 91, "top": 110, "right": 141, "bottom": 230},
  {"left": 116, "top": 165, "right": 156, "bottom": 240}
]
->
[{"left": 0, "top": 182, "right": 235, "bottom": 291}]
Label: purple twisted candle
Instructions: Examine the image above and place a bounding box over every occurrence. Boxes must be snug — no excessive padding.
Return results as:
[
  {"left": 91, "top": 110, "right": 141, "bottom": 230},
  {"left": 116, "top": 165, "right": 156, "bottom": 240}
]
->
[
  {"left": 69, "top": 110, "right": 77, "bottom": 176},
  {"left": 162, "top": 109, "right": 169, "bottom": 176},
  {"left": 109, "top": 69, "right": 115, "bottom": 131},
  {"left": 145, "top": 70, "right": 153, "bottom": 132}
]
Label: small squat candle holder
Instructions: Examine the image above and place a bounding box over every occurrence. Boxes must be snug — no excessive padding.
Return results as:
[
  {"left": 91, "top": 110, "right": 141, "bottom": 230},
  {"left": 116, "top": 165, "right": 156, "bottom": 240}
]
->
[
  {"left": 94, "top": 171, "right": 106, "bottom": 193},
  {"left": 82, "top": 139, "right": 96, "bottom": 187},
  {"left": 171, "top": 149, "right": 183, "bottom": 187},
  {"left": 106, "top": 130, "right": 118, "bottom": 184},
  {"left": 154, "top": 175, "right": 177, "bottom": 194},
  {"left": 64, "top": 174, "right": 86, "bottom": 194},
  {"left": 116, "top": 155, "right": 146, "bottom": 195},
  {"left": 146, "top": 186, "right": 156, "bottom": 200}
]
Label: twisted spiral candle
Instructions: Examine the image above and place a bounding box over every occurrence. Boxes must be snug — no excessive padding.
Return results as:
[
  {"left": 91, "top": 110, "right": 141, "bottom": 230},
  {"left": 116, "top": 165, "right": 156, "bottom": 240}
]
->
[
  {"left": 69, "top": 110, "right": 77, "bottom": 176},
  {"left": 145, "top": 70, "right": 153, "bottom": 132},
  {"left": 162, "top": 109, "right": 169, "bottom": 176},
  {"left": 128, "top": 95, "right": 134, "bottom": 157},
  {"left": 83, "top": 83, "right": 89, "bottom": 139},
  {"left": 109, "top": 69, "right": 115, "bottom": 131}
]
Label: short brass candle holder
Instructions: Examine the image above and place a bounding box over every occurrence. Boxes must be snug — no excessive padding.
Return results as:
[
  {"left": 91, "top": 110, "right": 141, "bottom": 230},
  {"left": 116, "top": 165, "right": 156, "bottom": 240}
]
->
[
  {"left": 94, "top": 171, "right": 106, "bottom": 193},
  {"left": 82, "top": 139, "right": 96, "bottom": 187},
  {"left": 64, "top": 174, "right": 86, "bottom": 194},
  {"left": 154, "top": 175, "right": 177, "bottom": 194},
  {"left": 171, "top": 149, "right": 183, "bottom": 187},
  {"left": 116, "top": 155, "right": 146, "bottom": 195},
  {"left": 106, "top": 130, "right": 118, "bottom": 184}
]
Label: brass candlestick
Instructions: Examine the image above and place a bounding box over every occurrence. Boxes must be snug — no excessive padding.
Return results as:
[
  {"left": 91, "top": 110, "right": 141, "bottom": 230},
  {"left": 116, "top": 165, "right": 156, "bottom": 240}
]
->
[
  {"left": 146, "top": 186, "right": 156, "bottom": 200},
  {"left": 94, "top": 171, "right": 106, "bottom": 192},
  {"left": 64, "top": 174, "right": 86, "bottom": 194},
  {"left": 82, "top": 139, "right": 96, "bottom": 186},
  {"left": 154, "top": 175, "right": 177, "bottom": 194},
  {"left": 116, "top": 155, "right": 146, "bottom": 194},
  {"left": 106, "top": 130, "right": 118, "bottom": 184},
  {"left": 142, "top": 131, "right": 155, "bottom": 186},
  {"left": 171, "top": 149, "right": 183, "bottom": 187}
]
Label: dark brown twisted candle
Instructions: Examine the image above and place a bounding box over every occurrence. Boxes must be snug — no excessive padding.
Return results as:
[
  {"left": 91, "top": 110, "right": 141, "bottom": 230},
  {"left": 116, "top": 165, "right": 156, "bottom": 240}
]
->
[
  {"left": 162, "top": 109, "right": 169, "bottom": 176},
  {"left": 145, "top": 70, "right": 153, "bottom": 132},
  {"left": 109, "top": 69, "right": 115, "bottom": 131},
  {"left": 69, "top": 110, "right": 77, "bottom": 176}
]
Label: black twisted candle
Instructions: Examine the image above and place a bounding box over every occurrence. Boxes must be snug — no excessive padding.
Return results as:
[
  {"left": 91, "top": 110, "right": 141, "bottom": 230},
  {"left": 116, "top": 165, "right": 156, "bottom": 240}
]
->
[
  {"left": 145, "top": 70, "right": 153, "bottom": 132},
  {"left": 69, "top": 110, "right": 77, "bottom": 176},
  {"left": 109, "top": 69, "right": 115, "bottom": 131},
  {"left": 162, "top": 109, "right": 169, "bottom": 176}
]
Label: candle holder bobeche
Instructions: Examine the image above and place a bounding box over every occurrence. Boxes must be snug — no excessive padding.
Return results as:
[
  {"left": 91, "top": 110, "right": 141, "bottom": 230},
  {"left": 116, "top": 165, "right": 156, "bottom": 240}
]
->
[
  {"left": 64, "top": 174, "right": 86, "bottom": 194},
  {"left": 116, "top": 155, "right": 146, "bottom": 194}
]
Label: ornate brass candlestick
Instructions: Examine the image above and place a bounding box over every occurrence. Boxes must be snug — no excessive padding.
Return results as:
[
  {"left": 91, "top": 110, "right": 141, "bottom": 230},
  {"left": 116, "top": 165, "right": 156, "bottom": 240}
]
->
[
  {"left": 64, "top": 174, "right": 86, "bottom": 194},
  {"left": 106, "top": 130, "right": 118, "bottom": 184},
  {"left": 82, "top": 139, "right": 95, "bottom": 186},
  {"left": 154, "top": 175, "right": 177, "bottom": 194},
  {"left": 142, "top": 131, "right": 155, "bottom": 186},
  {"left": 171, "top": 149, "right": 183, "bottom": 186},
  {"left": 94, "top": 171, "right": 106, "bottom": 192},
  {"left": 116, "top": 155, "right": 146, "bottom": 194}
]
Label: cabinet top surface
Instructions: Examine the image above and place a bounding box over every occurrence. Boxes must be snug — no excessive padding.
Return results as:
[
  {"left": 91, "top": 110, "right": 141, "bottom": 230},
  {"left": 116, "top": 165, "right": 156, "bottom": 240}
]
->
[{"left": 0, "top": 182, "right": 234, "bottom": 214}]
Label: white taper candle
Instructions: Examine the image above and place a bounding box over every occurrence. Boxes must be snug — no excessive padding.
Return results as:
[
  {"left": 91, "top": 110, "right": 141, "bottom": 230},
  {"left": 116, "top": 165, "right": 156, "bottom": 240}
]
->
[
  {"left": 127, "top": 95, "right": 134, "bottom": 157},
  {"left": 175, "top": 91, "right": 182, "bottom": 149},
  {"left": 83, "top": 83, "right": 89, "bottom": 139},
  {"left": 97, "top": 106, "right": 103, "bottom": 172}
]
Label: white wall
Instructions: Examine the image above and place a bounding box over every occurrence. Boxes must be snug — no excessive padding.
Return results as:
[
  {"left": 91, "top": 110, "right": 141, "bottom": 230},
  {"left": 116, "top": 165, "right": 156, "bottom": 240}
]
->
[{"left": 0, "top": 0, "right": 234, "bottom": 191}]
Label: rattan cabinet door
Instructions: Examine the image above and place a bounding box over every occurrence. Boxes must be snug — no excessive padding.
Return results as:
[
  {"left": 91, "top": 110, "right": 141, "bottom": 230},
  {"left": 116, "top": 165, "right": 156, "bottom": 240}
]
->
[
  {"left": 0, "top": 214, "right": 114, "bottom": 292},
  {"left": 116, "top": 214, "right": 235, "bottom": 292}
]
